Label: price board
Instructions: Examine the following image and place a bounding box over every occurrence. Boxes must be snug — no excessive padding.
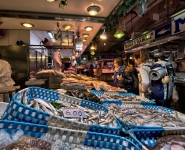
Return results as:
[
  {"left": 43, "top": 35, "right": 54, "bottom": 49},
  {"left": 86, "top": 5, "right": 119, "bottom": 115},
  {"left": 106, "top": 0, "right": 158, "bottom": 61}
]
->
[{"left": 62, "top": 107, "right": 87, "bottom": 118}]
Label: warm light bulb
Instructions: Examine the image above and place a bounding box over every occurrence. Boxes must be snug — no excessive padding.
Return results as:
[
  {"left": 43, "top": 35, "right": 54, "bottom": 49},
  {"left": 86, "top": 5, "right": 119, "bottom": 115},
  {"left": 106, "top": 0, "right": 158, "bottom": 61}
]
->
[
  {"left": 21, "top": 23, "right": 34, "bottom": 28},
  {"left": 87, "top": 6, "right": 101, "bottom": 16},
  {"left": 85, "top": 26, "right": 93, "bottom": 31}
]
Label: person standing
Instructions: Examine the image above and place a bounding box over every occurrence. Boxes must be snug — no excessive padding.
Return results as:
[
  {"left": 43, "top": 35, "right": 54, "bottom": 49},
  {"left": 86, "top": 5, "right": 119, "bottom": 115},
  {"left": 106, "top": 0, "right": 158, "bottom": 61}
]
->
[
  {"left": 0, "top": 54, "right": 15, "bottom": 102},
  {"left": 133, "top": 49, "right": 151, "bottom": 98},
  {"left": 89, "top": 64, "right": 94, "bottom": 77},
  {"left": 53, "top": 50, "right": 62, "bottom": 72},
  {"left": 112, "top": 58, "right": 125, "bottom": 87},
  {"left": 118, "top": 59, "right": 139, "bottom": 94},
  {"left": 94, "top": 64, "right": 102, "bottom": 80}
]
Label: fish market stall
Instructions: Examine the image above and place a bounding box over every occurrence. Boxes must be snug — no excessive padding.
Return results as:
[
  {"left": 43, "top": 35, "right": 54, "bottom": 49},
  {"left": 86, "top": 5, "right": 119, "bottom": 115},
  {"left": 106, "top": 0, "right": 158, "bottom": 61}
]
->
[
  {"left": 60, "top": 74, "right": 126, "bottom": 91},
  {"left": 91, "top": 90, "right": 155, "bottom": 104},
  {"left": 129, "top": 128, "right": 185, "bottom": 150},
  {"left": 105, "top": 103, "right": 185, "bottom": 133},
  {"left": 0, "top": 120, "right": 140, "bottom": 150},
  {"left": 2, "top": 87, "right": 121, "bottom": 135}
]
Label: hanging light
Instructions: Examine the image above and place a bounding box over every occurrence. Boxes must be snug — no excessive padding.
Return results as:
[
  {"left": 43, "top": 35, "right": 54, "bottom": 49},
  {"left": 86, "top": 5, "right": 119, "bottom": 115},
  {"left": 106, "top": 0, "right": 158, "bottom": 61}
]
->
[
  {"left": 91, "top": 51, "right": 95, "bottom": 55},
  {"left": 87, "top": 6, "right": 101, "bottom": 16},
  {"left": 114, "top": 21, "right": 126, "bottom": 39},
  {"left": 100, "top": 27, "right": 107, "bottom": 40},
  {"left": 90, "top": 43, "right": 96, "bottom": 50},
  {"left": 114, "top": 29, "right": 125, "bottom": 39}
]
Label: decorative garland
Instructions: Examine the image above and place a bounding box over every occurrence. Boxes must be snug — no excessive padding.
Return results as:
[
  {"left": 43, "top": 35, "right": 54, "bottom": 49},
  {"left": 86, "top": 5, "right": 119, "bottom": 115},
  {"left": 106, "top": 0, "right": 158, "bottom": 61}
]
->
[{"left": 105, "top": 0, "right": 138, "bottom": 32}]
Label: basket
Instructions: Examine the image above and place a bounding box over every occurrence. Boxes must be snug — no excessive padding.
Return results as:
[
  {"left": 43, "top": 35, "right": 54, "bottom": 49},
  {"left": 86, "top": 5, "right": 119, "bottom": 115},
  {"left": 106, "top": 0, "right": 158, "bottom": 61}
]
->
[
  {"left": 0, "top": 102, "right": 8, "bottom": 119},
  {"left": 0, "top": 120, "right": 140, "bottom": 150},
  {"left": 3, "top": 87, "right": 121, "bottom": 135},
  {"left": 91, "top": 90, "right": 155, "bottom": 105},
  {"left": 129, "top": 128, "right": 185, "bottom": 150},
  {"left": 104, "top": 103, "right": 185, "bottom": 133}
]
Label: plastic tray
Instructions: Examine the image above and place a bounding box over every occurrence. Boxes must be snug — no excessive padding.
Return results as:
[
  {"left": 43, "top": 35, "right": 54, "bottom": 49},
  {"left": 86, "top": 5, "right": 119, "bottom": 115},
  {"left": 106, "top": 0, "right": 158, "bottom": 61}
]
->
[
  {"left": 3, "top": 87, "right": 121, "bottom": 135},
  {"left": 104, "top": 103, "right": 185, "bottom": 133},
  {"left": 91, "top": 90, "right": 155, "bottom": 105},
  {"left": 129, "top": 128, "right": 185, "bottom": 150},
  {"left": 0, "top": 120, "right": 140, "bottom": 150}
]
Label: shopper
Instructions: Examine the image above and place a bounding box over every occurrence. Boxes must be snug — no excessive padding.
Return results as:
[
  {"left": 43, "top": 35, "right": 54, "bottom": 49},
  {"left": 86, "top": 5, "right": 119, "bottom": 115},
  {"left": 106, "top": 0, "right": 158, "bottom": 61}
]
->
[
  {"left": 53, "top": 50, "right": 62, "bottom": 72},
  {"left": 118, "top": 59, "right": 139, "bottom": 94},
  {"left": 89, "top": 64, "right": 94, "bottom": 77},
  {"left": 133, "top": 49, "right": 151, "bottom": 98},
  {"left": 94, "top": 64, "right": 102, "bottom": 80},
  {"left": 112, "top": 57, "right": 125, "bottom": 87},
  {"left": 0, "top": 54, "right": 15, "bottom": 101}
]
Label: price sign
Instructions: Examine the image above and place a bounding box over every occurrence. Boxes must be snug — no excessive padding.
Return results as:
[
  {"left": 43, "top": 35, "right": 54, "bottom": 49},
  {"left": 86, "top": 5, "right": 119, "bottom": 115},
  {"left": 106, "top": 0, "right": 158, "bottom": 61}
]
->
[{"left": 62, "top": 107, "right": 87, "bottom": 118}]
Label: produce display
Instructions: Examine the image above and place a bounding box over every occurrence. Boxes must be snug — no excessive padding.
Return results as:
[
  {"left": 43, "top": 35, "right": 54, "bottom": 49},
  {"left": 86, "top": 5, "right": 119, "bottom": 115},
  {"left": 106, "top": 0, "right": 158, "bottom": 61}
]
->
[
  {"left": 22, "top": 98, "right": 118, "bottom": 128},
  {"left": 108, "top": 104, "right": 185, "bottom": 127},
  {"left": 65, "top": 90, "right": 100, "bottom": 103},
  {"left": 148, "top": 135, "right": 185, "bottom": 150},
  {"left": 98, "top": 94, "right": 149, "bottom": 102}
]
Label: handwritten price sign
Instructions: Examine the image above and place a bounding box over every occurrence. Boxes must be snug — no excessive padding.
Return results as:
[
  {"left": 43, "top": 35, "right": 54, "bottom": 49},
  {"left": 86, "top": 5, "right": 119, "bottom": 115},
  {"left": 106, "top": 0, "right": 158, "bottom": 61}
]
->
[{"left": 62, "top": 108, "right": 87, "bottom": 118}]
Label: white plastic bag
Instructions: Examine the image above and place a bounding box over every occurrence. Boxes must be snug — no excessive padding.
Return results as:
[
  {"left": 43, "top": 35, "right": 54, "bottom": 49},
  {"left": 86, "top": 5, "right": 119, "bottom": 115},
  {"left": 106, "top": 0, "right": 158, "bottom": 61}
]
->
[{"left": 172, "top": 85, "right": 179, "bottom": 102}]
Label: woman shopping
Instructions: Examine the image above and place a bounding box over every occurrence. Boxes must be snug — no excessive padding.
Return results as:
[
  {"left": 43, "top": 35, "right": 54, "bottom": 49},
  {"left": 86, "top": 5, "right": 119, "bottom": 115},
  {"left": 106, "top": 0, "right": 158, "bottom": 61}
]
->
[
  {"left": 112, "top": 58, "right": 125, "bottom": 87},
  {"left": 133, "top": 49, "right": 151, "bottom": 98},
  {"left": 118, "top": 59, "right": 139, "bottom": 94}
]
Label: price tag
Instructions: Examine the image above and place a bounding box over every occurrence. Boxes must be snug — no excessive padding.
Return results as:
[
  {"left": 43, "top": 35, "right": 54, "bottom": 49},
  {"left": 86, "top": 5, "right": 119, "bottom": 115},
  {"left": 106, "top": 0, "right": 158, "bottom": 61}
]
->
[{"left": 62, "top": 107, "right": 87, "bottom": 118}]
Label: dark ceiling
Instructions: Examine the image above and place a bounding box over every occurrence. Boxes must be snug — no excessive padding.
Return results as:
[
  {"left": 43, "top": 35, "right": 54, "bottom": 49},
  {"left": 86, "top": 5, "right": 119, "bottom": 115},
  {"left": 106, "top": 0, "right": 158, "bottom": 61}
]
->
[{"left": 83, "top": 0, "right": 185, "bottom": 56}]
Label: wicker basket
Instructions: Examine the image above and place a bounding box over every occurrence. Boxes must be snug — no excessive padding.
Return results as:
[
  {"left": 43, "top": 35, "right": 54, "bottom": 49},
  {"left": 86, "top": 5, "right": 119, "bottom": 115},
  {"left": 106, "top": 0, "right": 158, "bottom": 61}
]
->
[
  {"left": 3, "top": 87, "right": 121, "bottom": 135},
  {"left": 0, "top": 120, "right": 141, "bottom": 150}
]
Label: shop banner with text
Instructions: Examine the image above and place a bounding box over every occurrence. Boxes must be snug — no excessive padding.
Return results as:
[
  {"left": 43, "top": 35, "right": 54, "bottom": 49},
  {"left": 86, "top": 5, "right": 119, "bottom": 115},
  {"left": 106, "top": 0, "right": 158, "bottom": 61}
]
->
[
  {"left": 172, "top": 10, "right": 185, "bottom": 35},
  {"left": 124, "top": 31, "right": 155, "bottom": 51}
]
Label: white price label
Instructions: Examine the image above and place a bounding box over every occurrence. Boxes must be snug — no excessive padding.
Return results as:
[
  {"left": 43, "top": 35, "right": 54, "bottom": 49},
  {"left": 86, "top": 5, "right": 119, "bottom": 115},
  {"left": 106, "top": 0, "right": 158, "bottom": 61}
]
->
[{"left": 62, "top": 107, "right": 87, "bottom": 118}]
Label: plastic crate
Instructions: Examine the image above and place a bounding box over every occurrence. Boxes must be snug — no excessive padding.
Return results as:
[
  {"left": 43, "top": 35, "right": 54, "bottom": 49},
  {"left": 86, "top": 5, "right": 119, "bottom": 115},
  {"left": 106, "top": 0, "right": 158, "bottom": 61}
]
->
[
  {"left": 0, "top": 120, "right": 141, "bottom": 150},
  {"left": 3, "top": 87, "right": 121, "bottom": 135},
  {"left": 91, "top": 90, "right": 155, "bottom": 105},
  {"left": 129, "top": 128, "right": 185, "bottom": 150},
  {"left": 105, "top": 103, "right": 185, "bottom": 133}
]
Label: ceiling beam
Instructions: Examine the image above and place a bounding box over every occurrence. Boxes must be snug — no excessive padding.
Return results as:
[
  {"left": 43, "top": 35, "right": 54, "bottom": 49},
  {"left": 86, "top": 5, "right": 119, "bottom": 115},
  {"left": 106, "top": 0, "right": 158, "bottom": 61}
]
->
[{"left": 0, "top": 10, "right": 106, "bottom": 23}]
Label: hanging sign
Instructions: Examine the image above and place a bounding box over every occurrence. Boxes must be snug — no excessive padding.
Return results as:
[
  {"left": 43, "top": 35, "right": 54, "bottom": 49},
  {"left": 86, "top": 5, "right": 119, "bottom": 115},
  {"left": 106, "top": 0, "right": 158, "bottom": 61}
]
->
[
  {"left": 62, "top": 108, "right": 87, "bottom": 118},
  {"left": 124, "top": 31, "right": 155, "bottom": 50},
  {"left": 172, "top": 9, "right": 185, "bottom": 35},
  {"left": 155, "top": 24, "right": 171, "bottom": 39}
]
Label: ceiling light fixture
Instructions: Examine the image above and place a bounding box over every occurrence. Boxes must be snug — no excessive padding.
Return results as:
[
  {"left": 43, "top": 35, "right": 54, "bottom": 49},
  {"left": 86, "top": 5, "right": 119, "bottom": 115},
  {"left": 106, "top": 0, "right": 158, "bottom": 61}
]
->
[
  {"left": 59, "top": 0, "right": 68, "bottom": 8},
  {"left": 46, "top": 0, "right": 56, "bottom": 2},
  {"left": 83, "top": 34, "right": 89, "bottom": 38},
  {"left": 100, "top": 27, "right": 107, "bottom": 40},
  {"left": 85, "top": 26, "right": 93, "bottom": 31},
  {"left": 63, "top": 25, "right": 71, "bottom": 31},
  {"left": 82, "top": 38, "right": 87, "bottom": 42},
  {"left": 21, "top": 23, "right": 34, "bottom": 28},
  {"left": 87, "top": 5, "right": 101, "bottom": 16}
]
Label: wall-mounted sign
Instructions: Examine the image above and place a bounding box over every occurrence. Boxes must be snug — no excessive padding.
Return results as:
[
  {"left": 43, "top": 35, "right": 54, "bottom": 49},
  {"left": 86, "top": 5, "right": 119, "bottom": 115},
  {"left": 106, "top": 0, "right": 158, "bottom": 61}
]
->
[
  {"left": 172, "top": 9, "right": 185, "bottom": 35},
  {"left": 124, "top": 31, "right": 155, "bottom": 50},
  {"left": 155, "top": 24, "right": 171, "bottom": 39}
]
